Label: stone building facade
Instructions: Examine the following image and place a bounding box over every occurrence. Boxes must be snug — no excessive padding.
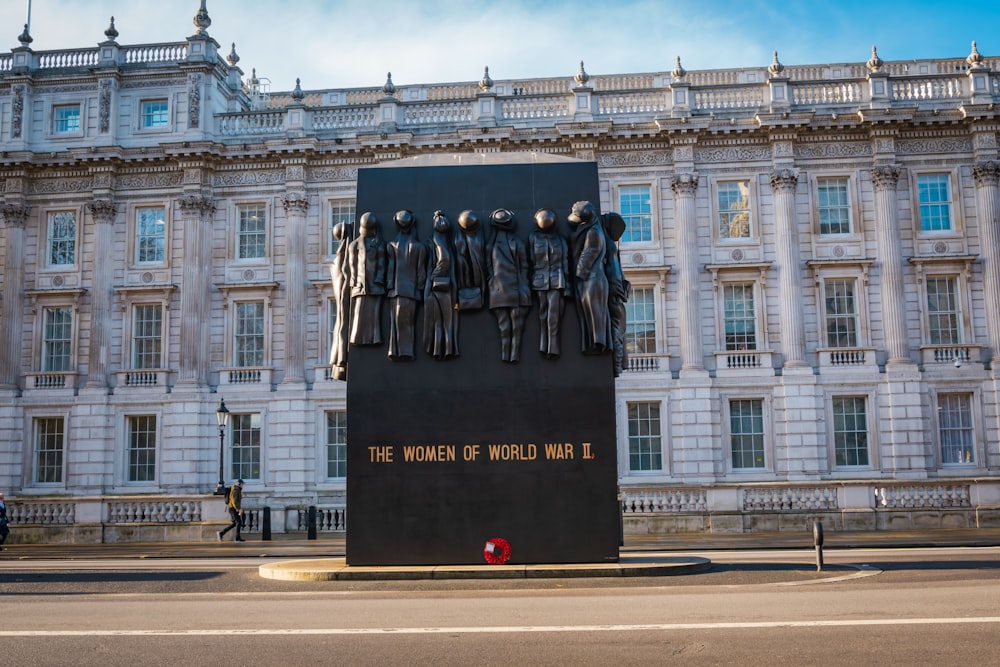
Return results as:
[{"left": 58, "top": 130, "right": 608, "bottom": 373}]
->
[{"left": 1, "top": 6, "right": 999, "bottom": 541}]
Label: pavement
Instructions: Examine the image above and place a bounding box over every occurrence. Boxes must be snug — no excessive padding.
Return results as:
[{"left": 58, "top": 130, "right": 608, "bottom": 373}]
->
[{"left": 3, "top": 527, "right": 999, "bottom": 581}]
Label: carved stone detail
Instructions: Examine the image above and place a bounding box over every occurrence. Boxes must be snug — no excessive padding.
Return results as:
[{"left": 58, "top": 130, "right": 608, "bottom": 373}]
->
[
  {"left": 29, "top": 178, "right": 94, "bottom": 194},
  {"left": 871, "top": 164, "right": 901, "bottom": 192},
  {"left": 99, "top": 79, "right": 114, "bottom": 133},
  {"left": 795, "top": 142, "right": 871, "bottom": 158},
  {"left": 118, "top": 172, "right": 183, "bottom": 189},
  {"left": 86, "top": 199, "right": 118, "bottom": 224},
  {"left": 597, "top": 150, "right": 671, "bottom": 167},
  {"left": 307, "top": 166, "right": 360, "bottom": 182},
  {"left": 0, "top": 203, "right": 31, "bottom": 227},
  {"left": 697, "top": 146, "right": 771, "bottom": 162},
  {"left": 972, "top": 161, "right": 1000, "bottom": 188},
  {"left": 188, "top": 74, "right": 201, "bottom": 129},
  {"left": 285, "top": 164, "right": 306, "bottom": 182},
  {"left": 11, "top": 85, "right": 25, "bottom": 139},
  {"left": 178, "top": 194, "right": 217, "bottom": 215},
  {"left": 770, "top": 168, "right": 798, "bottom": 192},
  {"left": 281, "top": 191, "right": 310, "bottom": 214},
  {"left": 896, "top": 138, "right": 972, "bottom": 155},
  {"left": 214, "top": 170, "right": 283, "bottom": 186},
  {"left": 671, "top": 173, "right": 699, "bottom": 196}
]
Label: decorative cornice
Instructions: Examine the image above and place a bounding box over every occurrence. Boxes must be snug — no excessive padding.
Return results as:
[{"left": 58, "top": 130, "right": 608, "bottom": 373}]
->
[{"left": 871, "top": 164, "right": 901, "bottom": 191}]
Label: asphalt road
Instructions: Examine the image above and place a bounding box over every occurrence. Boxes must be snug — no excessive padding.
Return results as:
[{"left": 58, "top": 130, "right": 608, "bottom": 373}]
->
[{"left": 2, "top": 546, "right": 999, "bottom": 666}]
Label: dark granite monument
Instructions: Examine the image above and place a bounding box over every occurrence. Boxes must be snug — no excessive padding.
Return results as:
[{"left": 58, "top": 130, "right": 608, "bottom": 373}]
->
[{"left": 344, "top": 154, "right": 622, "bottom": 566}]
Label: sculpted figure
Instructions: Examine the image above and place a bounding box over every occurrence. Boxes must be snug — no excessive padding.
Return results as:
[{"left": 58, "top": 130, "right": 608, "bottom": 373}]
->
[
  {"left": 423, "top": 211, "right": 459, "bottom": 359},
  {"left": 568, "top": 201, "right": 611, "bottom": 354},
  {"left": 487, "top": 208, "right": 531, "bottom": 363},
  {"left": 348, "top": 212, "right": 387, "bottom": 346},
  {"left": 602, "top": 212, "right": 631, "bottom": 376},
  {"left": 328, "top": 221, "right": 352, "bottom": 380},
  {"left": 386, "top": 210, "right": 428, "bottom": 360},
  {"left": 454, "top": 209, "right": 487, "bottom": 310},
  {"left": 529, "top": 208, "right": 570, "bottom": 358}
]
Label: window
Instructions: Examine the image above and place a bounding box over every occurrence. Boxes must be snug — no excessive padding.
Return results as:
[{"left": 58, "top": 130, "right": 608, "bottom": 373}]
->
[
  {"left": 625, "top": 287, "right": 655, "bottom": 354},
  {"left": 824, "top": 279, "right": 859, "bottom": 347},
  {"left": 46, "top": 211, "right": 76, "bottom": 266},
  {"left": 42, "top": 307, "right": 73, "bottom": 372},
  {"left": 938, "top": 393, "right": 975, "bottom": 465},
  {"left": 817, "top": 177, "right": 851, "bottom": 235},
  {"left": 53, "top": 104, "right": 80, "bottom": 133},
  {"left": 926, "top": 276, "right": 961, "bottom": 344},
  {"left": 231, "top": 413, "right": 261, "bottom": 481},
  {"left": 329, "top": 199, "right": 356, "bottom": 256},
  {"left": 237, "top": 204, "right": 267, "bottom": 260},
  {"left": 234, "top": 301, "right": 265, "bottom": 367},
  {"left": 131, "top": 304, "right": 163, "bottom": 370},
  {"left": 326, "top": 410, "right": 347, "bottom": 478},
  {"left": 127, "top": 415, "right": 157, "bottom": 483},
  {"left": 135, "top": 206, "right": 166, "bottom": 264},
  {"left": 619, "top": 185, "right": 652, "bottom": 243},
  {"left": 723, "top": 284, "right": 756, "bottom": 351},
  {"left": 326, "top": 297, "right": 338, "bottom": 360},
  {"left": 730, "top": 399, "right": 765, "bottom": 469},
  {"left": 627, "top": 402, "right": 662, "bottom": 472},
  {"left": 34, "top": 417, "right": 65, "bottom": 484},
  {"left": 140, "top": 99, "right": 169, "bottom": 128},
  {"left": 717, "top": 181, "right": 751, "bottom": 240},
  {"left": 833, "top": 397, "right": 869, "bottom": 467},
  {"left": 917, "top": 173, "right": 953, "bottom": 232}
]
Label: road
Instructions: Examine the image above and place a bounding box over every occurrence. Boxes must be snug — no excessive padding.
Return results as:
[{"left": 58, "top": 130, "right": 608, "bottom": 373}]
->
[{"left": 2, "top": 546, "right": 999, "bottom": 666}]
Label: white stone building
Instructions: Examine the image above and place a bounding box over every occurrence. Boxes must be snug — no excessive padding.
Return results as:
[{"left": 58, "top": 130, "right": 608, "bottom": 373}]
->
[{"left": 1, "top": 5, "right": 999, "bottom": 542}]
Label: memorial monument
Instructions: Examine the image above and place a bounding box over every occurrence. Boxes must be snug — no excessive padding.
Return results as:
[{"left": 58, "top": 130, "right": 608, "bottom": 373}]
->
[{"left": 339, "top": 154, "right": 626, "bottom": 566}]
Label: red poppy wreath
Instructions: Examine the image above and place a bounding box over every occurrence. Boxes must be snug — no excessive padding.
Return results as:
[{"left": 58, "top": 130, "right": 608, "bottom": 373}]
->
[{"left": 483, "top": 537, "right": 512, "bottom": 565}]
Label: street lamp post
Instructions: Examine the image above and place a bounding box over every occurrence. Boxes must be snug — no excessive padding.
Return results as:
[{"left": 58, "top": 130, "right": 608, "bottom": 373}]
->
[{"left": 214, "top": 399, "right": 230, "bottom": 495}]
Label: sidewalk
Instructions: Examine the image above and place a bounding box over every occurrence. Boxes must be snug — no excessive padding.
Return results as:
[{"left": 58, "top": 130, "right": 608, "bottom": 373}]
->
[{"left": 3, "top": 527, "right": 999, "bottom": 561}]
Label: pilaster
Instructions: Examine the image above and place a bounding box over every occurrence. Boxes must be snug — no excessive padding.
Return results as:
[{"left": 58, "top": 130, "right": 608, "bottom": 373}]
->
[
  {"left": 871, "top": 164, "right": 912, "bottom": 365},
  {"left": 972, "top": 161, "right": 1000, "bottom": 363},
  {"left": 0, "top": 202, "right": 30, "bottom": 390},
  {"left": 671, "top": 173, "right": 703, "bottom": 373},
  {"left": 84, "top": 199, "right": 118, "bottom": 390},
  {"left": 770, "top": 168, "right": 806, "bottom": 367},
  {"left": 281, "top": 189, "right": 309, "bottom": 385},
  {"left": 176, "top": 193, "right": 216, "bottom": 388}
]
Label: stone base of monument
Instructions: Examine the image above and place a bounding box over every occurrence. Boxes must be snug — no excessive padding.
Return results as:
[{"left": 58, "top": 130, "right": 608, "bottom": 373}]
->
[{"left": 258, "top": 555, "right": 712, "bottom": 582}]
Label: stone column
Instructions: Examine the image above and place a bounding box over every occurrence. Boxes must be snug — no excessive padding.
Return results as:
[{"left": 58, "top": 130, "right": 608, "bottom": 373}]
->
[
  {"left": 0, "top": 203, "right": 30, "bottom": 390},
  {"left": 281, "top": 191, "right": 309, "bottom": 384},
  {"left": 770, "top": 168, "right": 807, "bottom": 367},
  {"left": 176, "top": 195, "right": 216, "bottom": 387},
  {"left": 671, "top": 173, "right": 703, "bottom": 371},
  {"left": 973, "top": 161, "right": 1000, "bottom": 362},
  {"left": 871, "top": 164, "right": 911, "bottom": 364},
  {"left": 84, "top": 200, "right": 118, "bottom": 389}
]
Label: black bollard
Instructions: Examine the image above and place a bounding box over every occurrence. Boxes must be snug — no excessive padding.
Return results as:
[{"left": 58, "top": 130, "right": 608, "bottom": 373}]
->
[
  {"left": 262, "top": 506, "right": 271, "bottom": 541},
  {"left": 813, "top": 520, "right": 824, "bottom": 571},
  {"left": 307, "top": 505, "right": 317, "bottom": 540}
]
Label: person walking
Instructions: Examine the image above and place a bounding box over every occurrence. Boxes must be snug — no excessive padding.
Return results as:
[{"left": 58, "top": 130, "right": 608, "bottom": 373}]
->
[
  {"left": 217, "top": 479, "right": 245, "bottom": 543},
  {"left": 0, "top": 492, "right": 9, "bottom": 550}
]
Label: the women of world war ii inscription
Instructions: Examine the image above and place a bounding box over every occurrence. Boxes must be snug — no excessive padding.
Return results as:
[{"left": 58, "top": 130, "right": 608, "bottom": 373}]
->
[{"left": 343, "top": 155, "right": 626, "bottom": 566}]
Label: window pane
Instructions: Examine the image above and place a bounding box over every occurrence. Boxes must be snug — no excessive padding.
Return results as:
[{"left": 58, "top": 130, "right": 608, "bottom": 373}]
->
[
  {"left": 724, "top": 284, "right": 756, "bottom": 350},
  {"left": 54, "top": 105, "right": 80, "bottom": 133},
  {"left": 132, "top": 304, "right": 163, "bottom": 369},
  {"left": 717, "top": 181, "right": 750, "bottom": 239},
  {"left": 730, "top": 399, "right": 765, "bottom": 469},
  {"left": 824, "top": 279, "right": 858, "bottom": 347},
  {"left": 818, "top": 177, "right": 851, "bottom": 234},
  {"left": 231, "top": 413, "right": 261, "bottom": 481},
  {"left": 47, "top": 211, "right": 76, "bottom": 266},
  {"left": 926, "top": 277, "right": 960, "bottom": 345},
  {"left": 918, "top": 174, "right": 952, "bottom": 231},
  {"left": 329, "top": 199, "right": 356, "bottom": 256},
  {"left": 234, "top": 301, "right": 265, "bottom": 367},
  {"left": 237, "top": 204, "right": 267, "bottom": 259},
  {"left": 619, "top": 185, "right": 652, "bottom": 243},
  {"left": 141, "top": 99, "right": 169, "bottom": 128},
  {"left": 127, "top": 415, "right": 157, "bottom": 482},
  {"left": 627, "top": 402, "right": 662, "bottom": 472},
  {"left": 35, "top": 417, "right": 65, "bottom": 484},
  {"left": 326, "top": 410, "right": 347, "bottom": 478},
  {"left": 135, "top": 207, "right": 166, "bottom": 263},
  {"left": 42, "top": 307, "right": 73, "bottom": 372},
  {"left": 625, "top": 287, "right": 656, "bottom": 354},
  {"left": 938, "top": 393, "right": 975, "bottom": 465},
  {"left": 833, "top": 397, "right": 868, "bottom": 467}
]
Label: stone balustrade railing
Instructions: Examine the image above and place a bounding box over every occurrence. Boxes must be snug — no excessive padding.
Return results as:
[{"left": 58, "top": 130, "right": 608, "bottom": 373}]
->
[{"left": 107, "top": 499, "right": 203, "bottom": 523}]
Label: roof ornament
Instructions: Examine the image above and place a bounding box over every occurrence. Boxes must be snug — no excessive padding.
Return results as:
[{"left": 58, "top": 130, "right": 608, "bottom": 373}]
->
[
  {"left": 768, "top": 50, "right": 784, "bottom": 77},
  {"left": 193, "top": 0, "right": 211, "bottom": 36},
  {"left": 671, "top": 56, "right": 686, "bottom": 81},
  {"left": 479, "top": 66, "right": 494, "bottom": 92},
  {"left": 292, "top": 78, "right": 305, "bottom": 102},
  {"left": 866, "top": 45, "right": 883, "bottom": 73},
  {"left": 382, "top": 72, "right": 397, "bottom": 96},
  {"left": 17, "top": 23, "right": 32, "bottom": 47},
  {"left": 104, "top": 16, "right": 119, "bottom": 42},
  {"left": 967, "top": 40, "right": 984, "bottom": 68},
  {"left": 574, "top": 60, "right": 590, "bottom": 87},
  {"left": 227, "top": 42, "right": 240, "bottom": 66}
]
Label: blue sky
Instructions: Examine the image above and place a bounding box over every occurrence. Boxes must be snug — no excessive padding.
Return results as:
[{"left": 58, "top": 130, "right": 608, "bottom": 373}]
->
[{"left": 2, "top": 1, "right": 996, "bottom": 92}]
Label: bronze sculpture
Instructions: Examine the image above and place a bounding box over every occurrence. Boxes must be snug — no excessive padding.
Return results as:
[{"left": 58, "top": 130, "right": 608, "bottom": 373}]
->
[
  {"left": 454, "top": 209, "right": 487, "bottom": 310},
  {"left": 568, "top": 201, "right": 612, "bottom": 354},
  {"left": 487, "top": 208, "right": 531, "bottom": 363},
  {"left": 602, "top": 212, "right": 631, "bottom": 376},
  {"left": 423, "top": 211, "right": 460, "bottom": 359},
  {"left": 529, "top": 208, "right": 569, "bottom": 358},
  {"left": 328, "top": 221, "right": 351, "bottom": 380},
  {"left": 386, "top": 209, "right": 428, "bottom": 360},
  {"left": 348, "top": 212, "right": 387, "bottom": 346}
]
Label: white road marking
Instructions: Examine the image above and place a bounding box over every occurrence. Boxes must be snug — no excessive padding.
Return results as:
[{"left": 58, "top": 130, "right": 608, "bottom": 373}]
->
[{"left": 3, "top": 617, "right": 1000, "bottom": 637}]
